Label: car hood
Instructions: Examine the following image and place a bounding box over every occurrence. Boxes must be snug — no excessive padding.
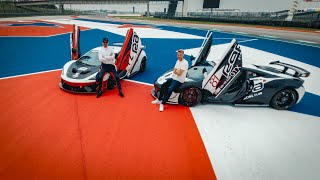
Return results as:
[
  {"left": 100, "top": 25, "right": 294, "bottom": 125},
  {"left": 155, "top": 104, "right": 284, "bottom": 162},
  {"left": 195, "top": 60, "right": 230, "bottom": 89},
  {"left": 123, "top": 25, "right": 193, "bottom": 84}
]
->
[{"left": 66, "top": 61, "right": 99, "bottom": 80}]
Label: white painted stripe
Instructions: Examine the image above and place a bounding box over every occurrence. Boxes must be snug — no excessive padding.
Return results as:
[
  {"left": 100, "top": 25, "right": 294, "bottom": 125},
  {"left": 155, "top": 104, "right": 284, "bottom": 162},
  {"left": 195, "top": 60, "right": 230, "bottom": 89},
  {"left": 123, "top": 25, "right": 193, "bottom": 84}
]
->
[
  {"left": 0, "top": 69, "right": 61, "bottom": 80},
  {"left": 190, "top": 104, "right": 320, "bottom": 180},
  {"left": 297, "top": 40, "right": 317, "bottom": 44},
  {"left": 124, "top": 79, "right": 153, "bottom": 86},
  {"left": 238, "top": 39, "right": 258, "bottom": 43},
  {"left": 259, "top": 35, "right": 278, "bottom": 38},
  {"left": 212, "top": 38, "right": 253, "bottom": 40},
  {"left": 0, "top": 68, "right": 154, "bottom": 88},
  {"left": 234, "top": 32, "right": 248, "bottom": 34},
  {"left": 223, "top": 31, "right": 320, "bottom": 48}
]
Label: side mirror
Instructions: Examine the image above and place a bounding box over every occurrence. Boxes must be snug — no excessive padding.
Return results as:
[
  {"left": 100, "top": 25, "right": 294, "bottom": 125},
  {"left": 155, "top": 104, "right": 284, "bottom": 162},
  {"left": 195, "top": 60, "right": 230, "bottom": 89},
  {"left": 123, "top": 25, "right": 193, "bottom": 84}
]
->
[
  {"left": 72, "top": 48, "right": 77, "bottom": 53},
  {"left": 190, "top": 55, "right": 195, "bottom": 61}
]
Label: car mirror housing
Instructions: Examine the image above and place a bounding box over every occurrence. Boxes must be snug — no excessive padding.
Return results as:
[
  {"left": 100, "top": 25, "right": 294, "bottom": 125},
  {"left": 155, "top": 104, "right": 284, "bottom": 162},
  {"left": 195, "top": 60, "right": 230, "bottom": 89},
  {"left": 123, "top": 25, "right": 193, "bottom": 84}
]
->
[{"left": 190, "top": 55, "right": 195, "bottom": 61}]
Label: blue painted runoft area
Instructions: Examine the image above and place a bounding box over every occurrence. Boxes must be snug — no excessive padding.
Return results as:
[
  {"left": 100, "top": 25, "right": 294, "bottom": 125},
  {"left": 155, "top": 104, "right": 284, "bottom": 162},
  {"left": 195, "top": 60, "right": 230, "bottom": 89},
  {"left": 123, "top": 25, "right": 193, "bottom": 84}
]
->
[
  {"left": 0, "top": 35, "right": 70, "bottom": 77},
  {"left": 9, "top": 22, "right": 59, "bottom": 27},
  {"left": 78, "top": 29, "right": 128, "bottom": 55},
  {"left": 291, "top": 92, "right": 320, "bottom": 117},
  {"left": 242, "top": 39, "right": 320, "bottom": 68}
]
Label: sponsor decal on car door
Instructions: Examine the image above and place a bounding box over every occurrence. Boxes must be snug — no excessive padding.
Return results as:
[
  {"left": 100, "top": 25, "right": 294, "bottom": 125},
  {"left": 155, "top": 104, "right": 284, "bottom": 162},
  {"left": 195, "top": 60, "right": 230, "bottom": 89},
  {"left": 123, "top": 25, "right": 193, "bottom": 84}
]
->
[
  {"left": 115, "top": 28, "right": 142, "bottom": 77},
  {"left": 126, "top": 31, "right": 142, "bottom": 76},
  {"left": 202, "top": 39, "right": 242, "bottom": 98}
]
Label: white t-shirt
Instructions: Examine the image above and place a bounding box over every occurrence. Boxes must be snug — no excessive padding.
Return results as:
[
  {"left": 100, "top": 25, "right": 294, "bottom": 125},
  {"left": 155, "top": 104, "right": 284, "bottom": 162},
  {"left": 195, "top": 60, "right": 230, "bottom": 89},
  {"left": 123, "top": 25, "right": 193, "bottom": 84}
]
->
[
  {"left": 172, "top": 59, "right": 189, "bottom": 83},
  {"left": 98, "top": 46, "right": 115, "bottom": 65}
]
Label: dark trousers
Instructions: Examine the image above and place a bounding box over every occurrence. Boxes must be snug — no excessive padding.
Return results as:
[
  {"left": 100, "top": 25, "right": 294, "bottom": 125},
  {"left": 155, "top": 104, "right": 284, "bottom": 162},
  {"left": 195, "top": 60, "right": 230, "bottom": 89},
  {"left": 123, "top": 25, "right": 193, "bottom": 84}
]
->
[
  {"left": 158, "top": 78, "right": 182, "bottom": 104},
  {"left": 96, "top": 63, "right": 122, "bottom": 92}
]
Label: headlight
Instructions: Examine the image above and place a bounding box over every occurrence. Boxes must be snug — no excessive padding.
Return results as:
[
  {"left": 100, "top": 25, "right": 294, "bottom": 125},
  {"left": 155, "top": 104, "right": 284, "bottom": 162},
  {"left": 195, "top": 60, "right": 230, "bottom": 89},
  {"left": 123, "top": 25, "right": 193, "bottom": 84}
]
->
[{"left": 61, "top": 68, "right": 64, "bottom": 75}]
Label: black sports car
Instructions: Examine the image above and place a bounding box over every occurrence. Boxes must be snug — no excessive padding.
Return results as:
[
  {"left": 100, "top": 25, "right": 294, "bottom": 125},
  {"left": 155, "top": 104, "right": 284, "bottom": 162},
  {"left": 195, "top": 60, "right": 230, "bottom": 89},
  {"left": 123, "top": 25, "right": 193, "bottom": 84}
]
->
[{"left": 151, "top": 31, "right": 310, "bottom": 110}]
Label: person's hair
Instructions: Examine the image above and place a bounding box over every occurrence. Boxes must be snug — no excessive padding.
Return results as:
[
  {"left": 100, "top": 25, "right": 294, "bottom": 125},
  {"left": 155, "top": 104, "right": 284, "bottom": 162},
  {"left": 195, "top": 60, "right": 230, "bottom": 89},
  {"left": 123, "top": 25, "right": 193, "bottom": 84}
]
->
[
  {"left": 177, "top": 49, "right": 184, "bottom": 54},
  {"left": 102, "top": 38, "right": 108, "bottom": 43}
]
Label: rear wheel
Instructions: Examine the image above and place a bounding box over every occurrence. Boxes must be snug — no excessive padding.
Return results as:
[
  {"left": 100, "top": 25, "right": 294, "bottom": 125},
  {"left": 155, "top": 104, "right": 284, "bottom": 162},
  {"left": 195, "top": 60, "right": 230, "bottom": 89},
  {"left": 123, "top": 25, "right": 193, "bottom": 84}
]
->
[
  {"left": 179, "top": 87, "right": 202, "bottom": 107},
  {"left": 140, "top": 57, "right": 146, "bottom": 72},
  {"left": 270, "top": 89, "right": 297, "bottom": 110}
]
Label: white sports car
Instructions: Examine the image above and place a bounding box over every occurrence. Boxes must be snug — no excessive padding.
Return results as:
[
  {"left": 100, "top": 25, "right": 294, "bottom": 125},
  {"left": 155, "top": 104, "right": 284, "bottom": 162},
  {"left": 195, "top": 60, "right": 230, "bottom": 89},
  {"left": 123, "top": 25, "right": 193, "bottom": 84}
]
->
[{"left": 60, "top": 28, "right": 147, "bottom": 93}]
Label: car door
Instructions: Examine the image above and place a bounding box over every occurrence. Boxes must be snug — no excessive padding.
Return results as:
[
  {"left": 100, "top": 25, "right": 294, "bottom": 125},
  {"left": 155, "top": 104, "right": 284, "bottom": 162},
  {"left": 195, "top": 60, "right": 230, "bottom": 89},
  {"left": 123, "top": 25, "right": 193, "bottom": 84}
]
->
[
  {"left": 192, "top": 31, "right": 213, "bottom": 66},
  {"left": 202, "top": 39, "right": 243, "bottom": 101},
  {"left": 115, "top": 28, "right": 143, "bottom": 78}
]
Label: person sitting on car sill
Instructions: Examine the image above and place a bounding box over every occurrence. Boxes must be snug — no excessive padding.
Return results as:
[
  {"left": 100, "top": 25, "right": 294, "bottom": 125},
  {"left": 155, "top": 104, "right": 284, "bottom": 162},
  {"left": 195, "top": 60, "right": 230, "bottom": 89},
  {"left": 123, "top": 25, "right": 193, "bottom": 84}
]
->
[{"left": 151, "top": 49, "right": 189, "bottom": 112}]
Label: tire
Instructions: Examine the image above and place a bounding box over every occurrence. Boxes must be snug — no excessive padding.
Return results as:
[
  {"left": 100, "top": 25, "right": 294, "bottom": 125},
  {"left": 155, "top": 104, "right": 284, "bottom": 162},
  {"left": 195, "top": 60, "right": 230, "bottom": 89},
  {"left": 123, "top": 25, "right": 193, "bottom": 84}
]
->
[
  {"left": 179, "top": 87, "right": 202, "bottom": 107},
  {"left": 270, "top": 89, "right": 298, "bottom": 110},
  {"left": 140, "top": 57, "right": 146, "bottom": 72},
  {"left": 107, "top": 76, "right": 117, "bottom": 90}
]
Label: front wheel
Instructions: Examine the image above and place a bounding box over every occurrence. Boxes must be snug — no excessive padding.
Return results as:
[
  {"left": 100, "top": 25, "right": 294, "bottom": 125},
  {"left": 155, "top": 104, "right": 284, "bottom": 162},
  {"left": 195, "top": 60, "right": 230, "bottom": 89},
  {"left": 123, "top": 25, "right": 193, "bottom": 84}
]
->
[
  {"left": 270, "top": 89, "right": 297, "bottom": 110},
  {"left": 179, "top": 87, "right": 202, "bottom": 107}
]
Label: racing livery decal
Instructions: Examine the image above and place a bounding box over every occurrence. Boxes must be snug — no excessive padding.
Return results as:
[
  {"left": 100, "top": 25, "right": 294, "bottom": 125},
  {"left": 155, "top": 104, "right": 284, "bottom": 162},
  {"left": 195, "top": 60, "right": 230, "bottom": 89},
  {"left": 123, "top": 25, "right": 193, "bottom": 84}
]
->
[{"left": 202, "top": 39, "right": 242, "bottom": 98}]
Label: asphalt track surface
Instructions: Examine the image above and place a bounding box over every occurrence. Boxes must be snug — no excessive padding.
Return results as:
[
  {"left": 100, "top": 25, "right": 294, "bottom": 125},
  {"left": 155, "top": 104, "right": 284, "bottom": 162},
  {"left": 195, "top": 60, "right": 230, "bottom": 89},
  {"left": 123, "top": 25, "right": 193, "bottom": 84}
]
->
[{"left": 0, "top": 15, "right": 319, "bottom": 180}]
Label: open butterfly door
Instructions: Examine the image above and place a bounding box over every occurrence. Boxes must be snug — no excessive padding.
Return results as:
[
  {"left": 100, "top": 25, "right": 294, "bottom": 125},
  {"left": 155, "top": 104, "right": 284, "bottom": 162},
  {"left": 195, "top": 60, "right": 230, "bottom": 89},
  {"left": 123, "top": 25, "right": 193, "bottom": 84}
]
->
[
  {"left": 115, "top": 28, "right": 143, "bottom": 79},
  {"left": 70, "top": 24, "right": 80, "bottom": 60},
  {"left": 202, "top": 39, "right": 243, "bottom": 98}
]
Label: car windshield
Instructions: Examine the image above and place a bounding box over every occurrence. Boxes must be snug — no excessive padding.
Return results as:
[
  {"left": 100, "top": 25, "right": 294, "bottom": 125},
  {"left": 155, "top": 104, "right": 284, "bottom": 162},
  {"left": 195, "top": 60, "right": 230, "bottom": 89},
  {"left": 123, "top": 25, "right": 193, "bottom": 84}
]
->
[
  {"left": 78, "top": 51, "right": 100, "bottom": 66},
  {"left": 187, "top": 65, "right": 213, "bottom": 79}
]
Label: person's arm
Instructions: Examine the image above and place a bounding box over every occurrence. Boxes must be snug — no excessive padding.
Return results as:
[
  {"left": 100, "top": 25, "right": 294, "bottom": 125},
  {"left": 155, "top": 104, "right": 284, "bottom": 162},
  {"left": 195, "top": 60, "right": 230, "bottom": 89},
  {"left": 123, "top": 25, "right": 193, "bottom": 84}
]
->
[
  {"left": 174, "top": 68, "right": 185, "bottom": 76},
  {"left": 103, "top": 48, "right": 115, "bottom": 62},
  {"left": 98, "top": 48, "right": 105, "bottom": 62},
  {"left": 173, "top": 61, "right": 179, "bottom": 75},
  {"left": 99, "top": 48, "right": 115, "bottom": 64},
  {"left": 174, "top": 61, "right": 188, "bottom": 76}
]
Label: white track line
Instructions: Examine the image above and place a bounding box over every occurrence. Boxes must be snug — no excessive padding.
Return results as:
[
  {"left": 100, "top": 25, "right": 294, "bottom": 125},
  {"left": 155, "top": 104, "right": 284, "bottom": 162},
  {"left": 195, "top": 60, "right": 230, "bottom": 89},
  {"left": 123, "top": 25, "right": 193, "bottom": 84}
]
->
[
  {"left": 0, "top": 69, "right": 61, "bottom": 80},
  {"left": 297, "top": 40, "right": 317, "bottom": 44}
]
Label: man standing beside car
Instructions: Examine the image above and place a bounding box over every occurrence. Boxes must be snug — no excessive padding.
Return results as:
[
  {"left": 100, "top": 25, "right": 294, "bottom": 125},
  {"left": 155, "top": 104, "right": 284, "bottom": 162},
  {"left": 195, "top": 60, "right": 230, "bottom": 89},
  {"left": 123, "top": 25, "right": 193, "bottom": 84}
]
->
[
  {"left": 96, "top": 38, "right": 124, "bottom": 98},
  {"left": 151, "top": 49, "right": 188, "bottom": 111}
]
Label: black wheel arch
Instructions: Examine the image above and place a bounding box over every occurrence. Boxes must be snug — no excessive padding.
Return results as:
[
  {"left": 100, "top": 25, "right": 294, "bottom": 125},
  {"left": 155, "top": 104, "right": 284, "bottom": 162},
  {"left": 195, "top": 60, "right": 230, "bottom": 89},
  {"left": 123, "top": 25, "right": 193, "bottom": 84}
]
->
[{"left": 269, "top": 87, "right": 299, "bottom": 110}]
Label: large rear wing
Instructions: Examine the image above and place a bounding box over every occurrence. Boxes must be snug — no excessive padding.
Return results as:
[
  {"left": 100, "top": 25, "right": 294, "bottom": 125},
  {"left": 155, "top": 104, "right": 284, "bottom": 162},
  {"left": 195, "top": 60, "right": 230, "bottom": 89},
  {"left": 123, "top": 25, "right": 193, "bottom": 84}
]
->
[{"left": 269, "top": 61, "right": 310, "bottom": 77}]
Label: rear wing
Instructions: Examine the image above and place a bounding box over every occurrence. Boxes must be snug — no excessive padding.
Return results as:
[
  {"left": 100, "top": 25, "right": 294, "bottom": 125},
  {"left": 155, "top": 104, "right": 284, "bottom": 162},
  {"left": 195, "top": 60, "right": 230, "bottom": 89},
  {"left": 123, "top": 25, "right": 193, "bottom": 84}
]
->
[{"left": 269, "top": 61, "right": 310, "bottom": 77}]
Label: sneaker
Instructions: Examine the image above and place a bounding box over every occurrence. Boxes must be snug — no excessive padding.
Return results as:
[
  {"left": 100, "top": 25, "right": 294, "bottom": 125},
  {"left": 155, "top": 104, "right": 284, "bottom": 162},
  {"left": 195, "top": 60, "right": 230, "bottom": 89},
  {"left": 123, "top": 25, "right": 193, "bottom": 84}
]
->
[
  {"left": 151, "top": 99, "right": 161, "bottom": 104},
  {"left": 96, "top": 90, "right": 103, "bottom": 98},
  {"left": 159, "top": 104, "right": 164, "bottom": 112}
]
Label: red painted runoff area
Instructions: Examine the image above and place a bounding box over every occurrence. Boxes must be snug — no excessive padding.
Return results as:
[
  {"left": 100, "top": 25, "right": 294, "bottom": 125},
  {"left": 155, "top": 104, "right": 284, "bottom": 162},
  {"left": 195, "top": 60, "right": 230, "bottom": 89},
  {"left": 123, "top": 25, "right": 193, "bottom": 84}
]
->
[{"left": 0, "top": 71, "right": 216, "bottom": 179}]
